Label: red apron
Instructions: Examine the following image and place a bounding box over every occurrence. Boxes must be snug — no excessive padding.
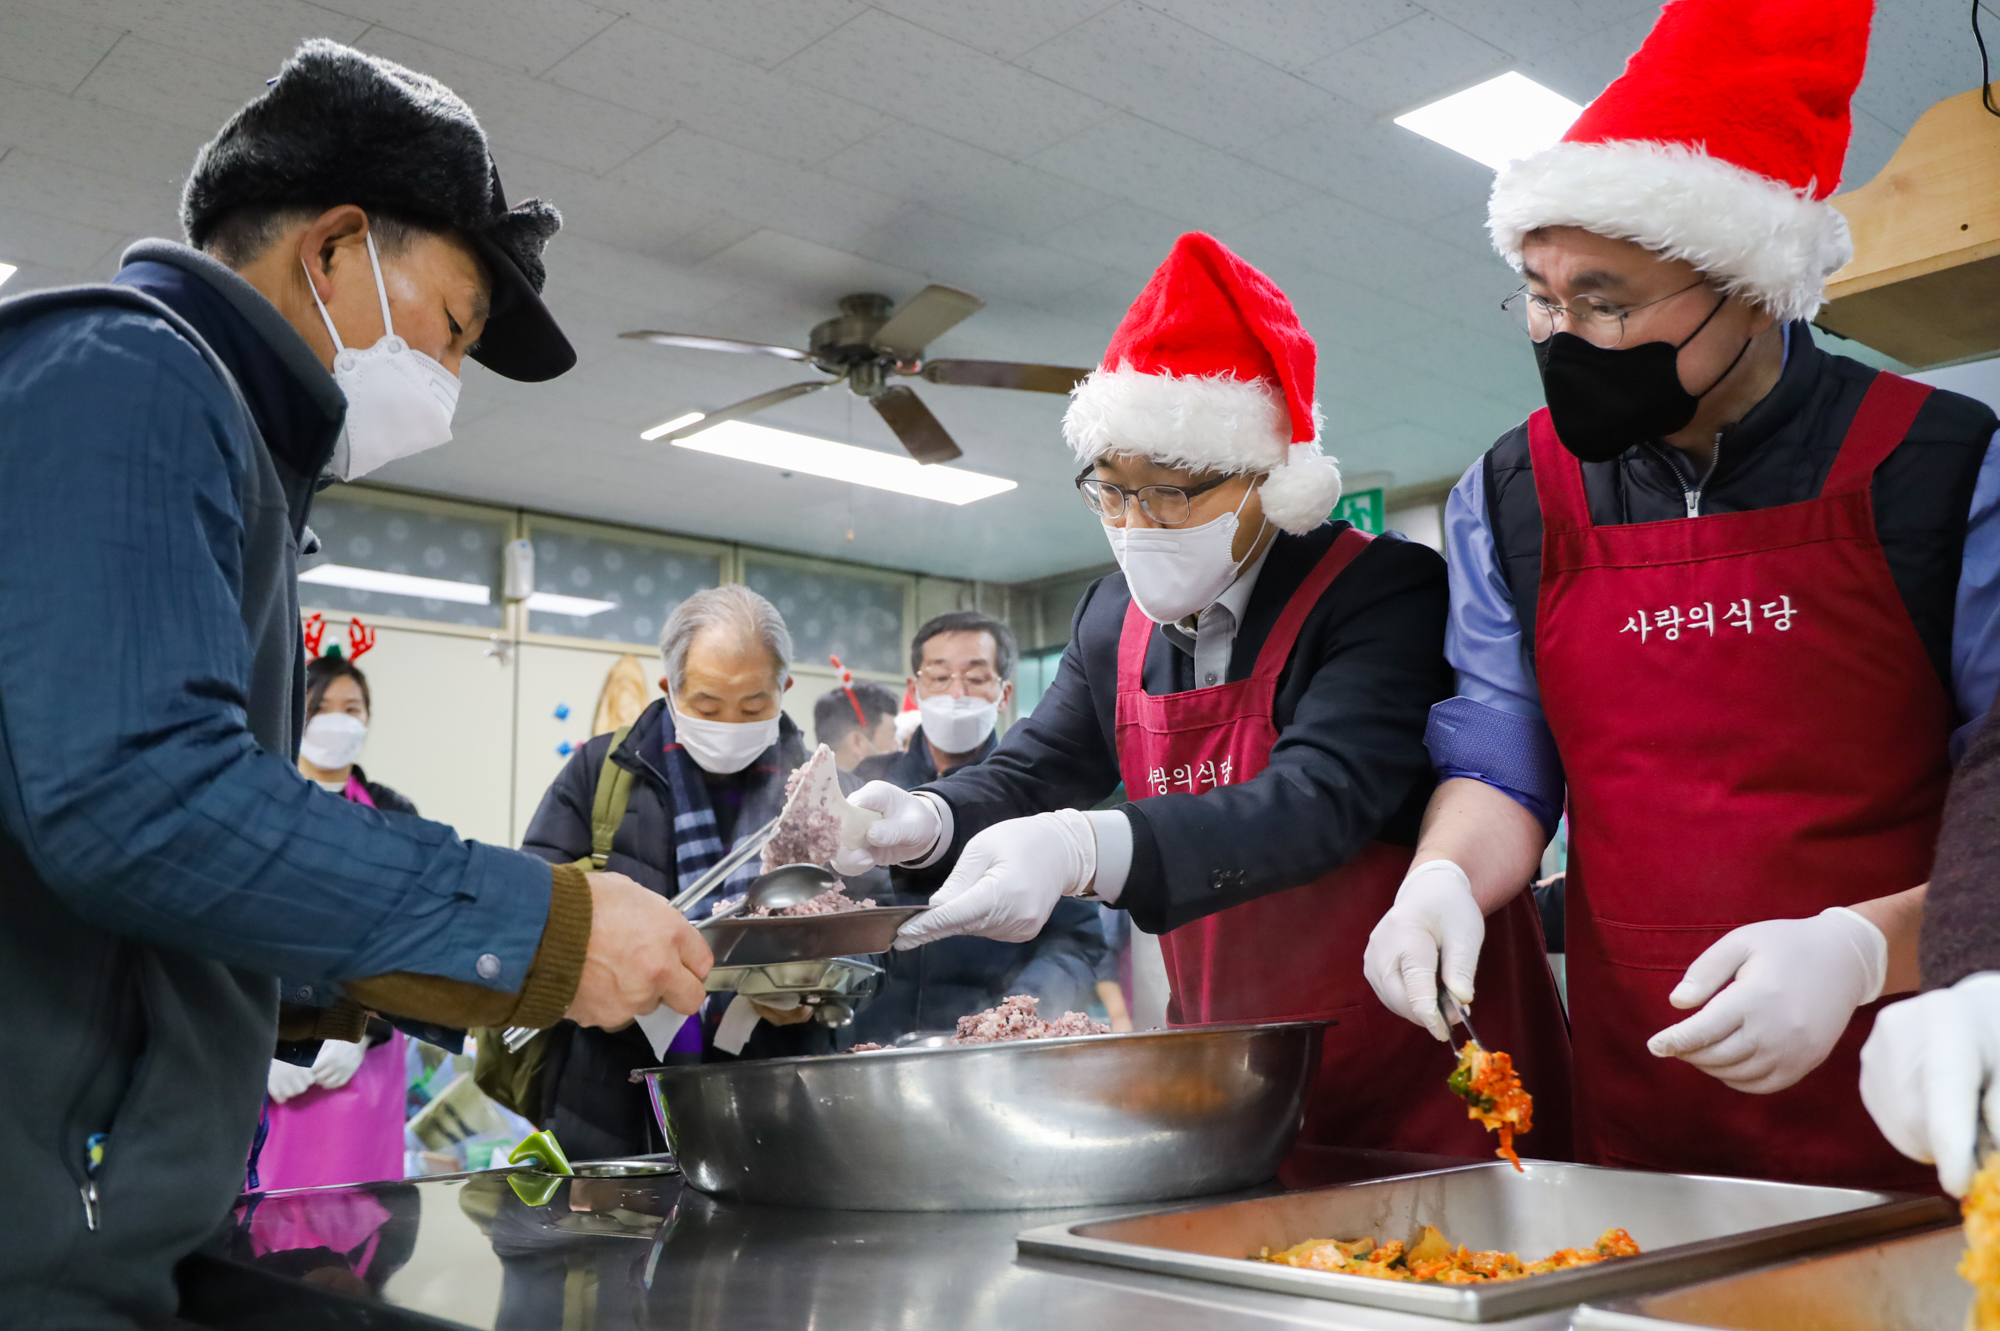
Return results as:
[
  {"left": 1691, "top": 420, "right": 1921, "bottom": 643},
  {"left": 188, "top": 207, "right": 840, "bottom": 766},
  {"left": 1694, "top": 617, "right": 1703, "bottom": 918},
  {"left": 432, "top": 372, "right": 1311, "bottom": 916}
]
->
[
  {"left": 1531, "top": 373, "right": 1948, "bottom": 1189},
  {"left": 1117, "top": 529, "right": 1574, "bottom": 1156}
]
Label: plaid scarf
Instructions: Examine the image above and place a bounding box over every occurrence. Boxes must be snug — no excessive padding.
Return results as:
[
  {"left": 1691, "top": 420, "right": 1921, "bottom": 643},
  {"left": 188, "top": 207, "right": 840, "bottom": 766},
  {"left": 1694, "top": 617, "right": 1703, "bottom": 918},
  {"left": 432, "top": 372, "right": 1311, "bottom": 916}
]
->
[{"left": 657, "top": 712, "right": 790, "bottom": 919}]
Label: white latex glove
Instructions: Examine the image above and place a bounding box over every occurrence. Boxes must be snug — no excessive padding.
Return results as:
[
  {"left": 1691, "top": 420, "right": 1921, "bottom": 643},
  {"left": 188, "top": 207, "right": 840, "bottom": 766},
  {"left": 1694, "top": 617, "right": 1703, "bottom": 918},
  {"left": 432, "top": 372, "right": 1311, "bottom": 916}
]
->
[
  {"left": 1647, "top": 906, "right": 1886, "bottom": 1095},
  {"left": 267, "top": 1059, "right": 314, "bottom": 1104},
  {"left": 1363, "top": 860, "right": 1484, "bottom": 1042},
  {"left": 1860, "top": 972, "right": 2000, "bottom": 1196},
  {"left": 830, "top": 780, "right": 943, "bottom": 876},
  {"left": 894, "top": 810, "right": 1095, "bottom": 948},
  {"left": 311, "top": 1037, "right": 369, "bottom": 1090}
]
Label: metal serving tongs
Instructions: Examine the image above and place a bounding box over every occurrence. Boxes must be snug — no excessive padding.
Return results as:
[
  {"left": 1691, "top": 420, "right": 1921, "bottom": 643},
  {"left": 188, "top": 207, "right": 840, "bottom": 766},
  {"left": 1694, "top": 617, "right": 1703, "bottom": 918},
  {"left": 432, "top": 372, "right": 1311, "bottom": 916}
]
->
[
  {"left": 1439, "top": 989, "right": 1482, "bottom": 1058},
  {"left": 495, "top": 816, "right": 784, "bottom": 1056}
]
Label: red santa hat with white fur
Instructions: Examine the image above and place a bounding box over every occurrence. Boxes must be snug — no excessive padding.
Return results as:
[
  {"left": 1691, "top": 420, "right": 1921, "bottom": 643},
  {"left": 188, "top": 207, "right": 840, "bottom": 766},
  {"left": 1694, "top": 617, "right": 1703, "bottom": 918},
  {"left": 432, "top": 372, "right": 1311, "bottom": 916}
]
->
[
  {"left": 1487, "top": 0, "right": 1871, "bottom": 324},
  {"left": 1063, "top": 232, "right": 1341, "bottom": 536}
]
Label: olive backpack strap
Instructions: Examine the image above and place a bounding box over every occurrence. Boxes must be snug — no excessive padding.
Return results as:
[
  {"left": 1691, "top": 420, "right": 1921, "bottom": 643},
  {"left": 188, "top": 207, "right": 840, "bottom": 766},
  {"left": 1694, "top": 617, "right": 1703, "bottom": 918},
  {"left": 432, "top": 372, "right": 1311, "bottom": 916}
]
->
[
  {"left": 476, "top": 725, "right": 636, "bottom": 1123},
  {"left": 581, "top": 726, "right": 634, "bottom": 871}
]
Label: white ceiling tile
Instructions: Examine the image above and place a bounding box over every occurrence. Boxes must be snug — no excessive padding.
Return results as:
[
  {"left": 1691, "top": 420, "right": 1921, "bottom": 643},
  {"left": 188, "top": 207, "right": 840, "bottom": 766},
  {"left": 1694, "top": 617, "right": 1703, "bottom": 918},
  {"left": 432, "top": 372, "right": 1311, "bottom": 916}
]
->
[
  {"left": 848, "top": 205, "right": 1108, "bottom": 308},
  {"left": 1029, "top": 113, "right": 1314, "bottom": 228},
  {"left": 0, "top": 150, "right": 180, "bottom": 236},
  {"left": 0, "top": 200, "right": 125, "bottom": 270},
  {"left": 1018, "top": 2, "right": 1346, "bottom": 151},
  {"left": 1508, "top": 8, "right": 1653, "bottom": 107},
  {"left": 543, "top": 16, "right": 889, "bottom": 166},
  {"left": 610, "top": 0, "right": 865, "bottom": 69},
  {"left": 870, "top": 0, "right": 1114, "bottom": 60},
  {"left": 693, "top": 229, "right": 927, "bottom": 312},
  {"left": 50, "top": 0, "right": 371, "bottom": 78},
  {"left": 779, "top": 9, "right": 1114, "bottom": 159},
  {"left": 1247, "top": 112, "right": 1495, "bottom": 225},
  {"left": 322, "top": 0, "right": 621, "bottom": 76},
  {"left": 1227, "top": 192, "right": 1467, "bottom": 290},
  {"left": 484, "top": 147, "right": 720, "bottom": 258},
  {"left": 1840, "top": 107, "right": 1910, "bottom": 195},
  {"left": 353, "top": 31, "right": 672, "bottom": 175},
  {"left": 613, "top": 128, "right": 906, "bottom": 253},
  {"left": 1852, "top": 0, "right": 1993, "bottom": 134},
  {"left": 0, "top": 75, "right": 206, "bottom": 183},
  {"left": 1299, "top": 12, "right": 1509, "bottom": 116},
  {"left": 1141, "top": 0, "right": 1420, "bottom": 73},
  {"left": 1037, "top": 200, "right": 1188, "bottom": 277},
  {"left": 0, "top": 3, "right": 124, "bottom": 95},
  {"left": 1419, "top": 203, "right": 1498, "bottom": 261},
  {"left": 819, "top": 123, "right": 1115, "bottom": 238},
  {"left": 71, "top": 34, "right": 272, "bottom": 134},
  {"left": 1414, "top": 0, "right": 1654, "bottom": 54}
]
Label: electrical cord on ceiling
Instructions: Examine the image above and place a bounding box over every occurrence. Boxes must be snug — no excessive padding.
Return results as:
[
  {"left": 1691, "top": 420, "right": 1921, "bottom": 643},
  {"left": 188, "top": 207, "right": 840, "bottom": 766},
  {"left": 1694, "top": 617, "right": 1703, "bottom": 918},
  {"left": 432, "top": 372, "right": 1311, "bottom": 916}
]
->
[{"left": 1976, "top": 0, "right": 2000, "bottom": 117}]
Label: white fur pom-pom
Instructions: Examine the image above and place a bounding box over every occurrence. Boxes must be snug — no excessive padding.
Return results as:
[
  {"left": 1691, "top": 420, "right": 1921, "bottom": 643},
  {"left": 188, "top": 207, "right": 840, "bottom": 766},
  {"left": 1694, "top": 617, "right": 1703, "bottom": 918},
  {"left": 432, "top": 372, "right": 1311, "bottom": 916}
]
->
[{"left": 1259, "top": 445, "right": 1343, "bottom": 535}]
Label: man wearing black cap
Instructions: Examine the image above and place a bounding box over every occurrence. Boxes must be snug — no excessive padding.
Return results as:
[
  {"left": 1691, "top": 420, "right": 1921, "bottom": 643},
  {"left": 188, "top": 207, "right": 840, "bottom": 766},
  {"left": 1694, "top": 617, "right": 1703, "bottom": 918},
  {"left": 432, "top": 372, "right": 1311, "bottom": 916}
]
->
[{"left": 0, "top": 42, "right": 709, "bottom": 1327}]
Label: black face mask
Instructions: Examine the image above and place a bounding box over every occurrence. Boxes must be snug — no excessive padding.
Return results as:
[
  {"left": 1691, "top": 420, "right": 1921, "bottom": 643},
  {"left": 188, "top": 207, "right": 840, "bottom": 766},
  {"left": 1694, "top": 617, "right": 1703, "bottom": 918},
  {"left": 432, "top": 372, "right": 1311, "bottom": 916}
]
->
[{"left": 1531, "top": 294, "right": 1750, "bottom": 463}]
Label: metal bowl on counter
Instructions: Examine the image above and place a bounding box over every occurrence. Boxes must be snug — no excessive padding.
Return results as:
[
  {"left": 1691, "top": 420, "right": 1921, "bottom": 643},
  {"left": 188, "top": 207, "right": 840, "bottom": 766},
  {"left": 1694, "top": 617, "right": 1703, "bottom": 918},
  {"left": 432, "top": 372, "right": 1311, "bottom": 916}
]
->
[{"left": 633, "top": 1021, "right": 1327, "bottom": 1211}]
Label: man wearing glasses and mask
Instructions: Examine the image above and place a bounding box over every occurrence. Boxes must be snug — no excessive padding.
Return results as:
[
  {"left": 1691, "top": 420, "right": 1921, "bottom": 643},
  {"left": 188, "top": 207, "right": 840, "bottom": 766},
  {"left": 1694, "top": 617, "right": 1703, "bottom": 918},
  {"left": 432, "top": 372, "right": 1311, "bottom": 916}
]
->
[
  {"left": 1364, "top": 0, "right": 2000, "bottom": 1190},
  {"left": 840, "top": 233, "right": 1572, "bottom": 1153},
  {"left": 849, "top": 613, "right": 1108, "bottom": 1044}
]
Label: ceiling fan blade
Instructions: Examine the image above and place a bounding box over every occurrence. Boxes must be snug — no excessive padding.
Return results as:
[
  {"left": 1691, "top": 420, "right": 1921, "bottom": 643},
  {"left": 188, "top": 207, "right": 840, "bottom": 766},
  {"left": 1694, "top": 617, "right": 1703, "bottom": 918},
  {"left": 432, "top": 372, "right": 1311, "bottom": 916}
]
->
[
  {"left": 920, "top": 359, "right": 1092, "bottom": 395},
  {"left": 870, "top": 285, "right": 986, "bottom": 358},
  {"left": 871, "top": 386, "right": 962, "bottom": 465},
  {"left": 659, "top": 378, "right": 840, "bottom": 442},
  {"left": 621, "top": 330, "right": 813, "bottom": 362}
]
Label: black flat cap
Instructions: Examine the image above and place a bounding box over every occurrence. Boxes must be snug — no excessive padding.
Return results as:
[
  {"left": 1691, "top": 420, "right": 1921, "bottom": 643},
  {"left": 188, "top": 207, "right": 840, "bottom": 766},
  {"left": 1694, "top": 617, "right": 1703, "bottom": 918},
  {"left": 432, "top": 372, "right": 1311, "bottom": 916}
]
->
[{"left": 182, "top": 39, "right": 575, "bottom": 382}]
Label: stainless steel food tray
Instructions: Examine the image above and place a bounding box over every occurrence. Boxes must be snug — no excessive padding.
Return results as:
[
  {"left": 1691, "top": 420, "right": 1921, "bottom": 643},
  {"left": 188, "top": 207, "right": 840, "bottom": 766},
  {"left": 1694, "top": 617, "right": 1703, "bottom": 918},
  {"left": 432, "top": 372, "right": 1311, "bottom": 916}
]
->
[
  {"left": 1574, "top": 1222, "right": 1969, "bottom": 1330},
  {"left": 1016, "top": 1161, "right": 1952, "bottom": 1322},
  {"left": 699, "top": 904, "right": 927, "bottom": 967}
]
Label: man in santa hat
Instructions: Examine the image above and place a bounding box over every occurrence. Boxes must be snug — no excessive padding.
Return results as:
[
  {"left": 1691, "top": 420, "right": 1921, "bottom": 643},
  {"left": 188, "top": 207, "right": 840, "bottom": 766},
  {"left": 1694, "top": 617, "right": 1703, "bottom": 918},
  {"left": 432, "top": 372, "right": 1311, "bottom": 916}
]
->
[
  {"left": 1364, "top": 0, "right": 2000, "bottom": 1188},
  {"left": 836, "top": 232, "right": 1572, "bottom": 1156}
]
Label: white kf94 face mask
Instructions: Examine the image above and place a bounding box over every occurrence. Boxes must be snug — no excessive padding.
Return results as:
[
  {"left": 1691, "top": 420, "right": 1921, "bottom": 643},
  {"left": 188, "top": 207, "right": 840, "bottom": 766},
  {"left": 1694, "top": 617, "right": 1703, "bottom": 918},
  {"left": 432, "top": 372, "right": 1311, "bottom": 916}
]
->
[
  {"left": 306, "top": 233, "right": 462, "bottom": 482},
  {"left": 671, "top": 701, "right": 780, "bottom": 775},
  {"left": 300, "top": 712, "right": 368, "bottom": 770},
  {"left": 1103, "top": 479, "right": 1265, "bottom": 624},
  {"left": 917, "top": 693, "right": 999, "bottom": 754}
]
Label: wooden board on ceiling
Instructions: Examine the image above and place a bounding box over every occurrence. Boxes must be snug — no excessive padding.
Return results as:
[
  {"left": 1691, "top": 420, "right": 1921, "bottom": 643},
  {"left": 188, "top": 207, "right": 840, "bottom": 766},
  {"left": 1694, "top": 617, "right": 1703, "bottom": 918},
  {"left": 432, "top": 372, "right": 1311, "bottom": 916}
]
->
[{"left": 1817, "top": 85, "right": 2000, "bottom": 368}]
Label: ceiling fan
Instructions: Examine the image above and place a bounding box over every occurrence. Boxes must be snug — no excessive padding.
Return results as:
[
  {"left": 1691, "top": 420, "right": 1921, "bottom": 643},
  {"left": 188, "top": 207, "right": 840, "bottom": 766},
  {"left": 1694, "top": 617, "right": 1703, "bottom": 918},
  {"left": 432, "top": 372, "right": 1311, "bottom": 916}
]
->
[{"left": 621, "top": 284, "right": 1092, "bottom": 465}]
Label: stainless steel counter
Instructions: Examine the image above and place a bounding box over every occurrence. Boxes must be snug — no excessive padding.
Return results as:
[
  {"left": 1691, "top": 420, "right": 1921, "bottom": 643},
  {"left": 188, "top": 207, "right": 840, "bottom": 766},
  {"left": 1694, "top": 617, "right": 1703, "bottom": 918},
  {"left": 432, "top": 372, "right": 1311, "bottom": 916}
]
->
[{"left": 179, "top": 1147, "right": 1582, "bottom": 1331}]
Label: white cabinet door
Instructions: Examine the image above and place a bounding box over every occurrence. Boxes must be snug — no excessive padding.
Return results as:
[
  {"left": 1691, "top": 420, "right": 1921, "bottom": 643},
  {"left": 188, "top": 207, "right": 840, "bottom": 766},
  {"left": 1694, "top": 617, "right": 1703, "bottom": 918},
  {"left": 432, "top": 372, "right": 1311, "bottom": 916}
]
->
[
  {"left": 318, "top": 620, "right": 516, "bottom": 849},
  {"left": 513, "top": 642, "right": 664, "bottom": 846}
]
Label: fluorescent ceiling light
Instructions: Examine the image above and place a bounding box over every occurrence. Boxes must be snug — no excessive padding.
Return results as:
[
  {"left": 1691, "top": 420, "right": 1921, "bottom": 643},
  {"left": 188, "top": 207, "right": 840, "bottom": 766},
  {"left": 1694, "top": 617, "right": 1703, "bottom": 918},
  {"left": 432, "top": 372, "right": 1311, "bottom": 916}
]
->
[
  {"left": 526, "top": 591, "right": 619, "bottom": 617},
  {"left": 669, "top": 420, "right": 1017, "bottom": 505},
  {"left": 641, "top": 411, "right": 705, "bottom": 441},
  {"left": 0, "top": 263, "right": 15, "bottom": 290},
  {"left": 1395, "top": 72, "right": 1583, "bottom": 172},
  {"left": 299, "top": 564, "right": 490, "bottom": 604}
]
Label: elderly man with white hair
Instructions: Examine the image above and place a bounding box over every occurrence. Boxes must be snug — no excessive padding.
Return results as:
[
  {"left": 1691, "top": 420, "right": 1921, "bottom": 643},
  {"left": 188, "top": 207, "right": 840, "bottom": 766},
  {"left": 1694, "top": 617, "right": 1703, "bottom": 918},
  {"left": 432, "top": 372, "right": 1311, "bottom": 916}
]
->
[{"left": 519, "top": 584, "right": 884, "bottom": 1159}]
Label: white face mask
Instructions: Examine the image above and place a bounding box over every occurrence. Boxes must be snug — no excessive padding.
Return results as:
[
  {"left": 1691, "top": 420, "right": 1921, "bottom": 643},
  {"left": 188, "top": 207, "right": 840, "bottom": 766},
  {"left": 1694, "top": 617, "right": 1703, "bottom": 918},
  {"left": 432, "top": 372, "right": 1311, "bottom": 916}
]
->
[
  {"left": 671, "top": 701, "right": 780, "bottom": 775},
  {"left": 918, "top": 693, "right": 999, "bottom": 754},
  {"left": 300, "top": 712, "right": 367, "bottom": 771},
  {"left": 306, "top": 233, "right": 461, "bottom": 482},
  {"left": 1104, "top": 480, "right": 1264, "bottom": 624}
]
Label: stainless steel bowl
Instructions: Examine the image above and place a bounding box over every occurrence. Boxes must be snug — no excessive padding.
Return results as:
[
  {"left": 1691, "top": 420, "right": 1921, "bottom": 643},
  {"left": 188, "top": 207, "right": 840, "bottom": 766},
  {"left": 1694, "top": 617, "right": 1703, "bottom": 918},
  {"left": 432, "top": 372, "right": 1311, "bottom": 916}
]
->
[{"left": 635, "top": 1021, "right": 1327, "bottom": 1211}]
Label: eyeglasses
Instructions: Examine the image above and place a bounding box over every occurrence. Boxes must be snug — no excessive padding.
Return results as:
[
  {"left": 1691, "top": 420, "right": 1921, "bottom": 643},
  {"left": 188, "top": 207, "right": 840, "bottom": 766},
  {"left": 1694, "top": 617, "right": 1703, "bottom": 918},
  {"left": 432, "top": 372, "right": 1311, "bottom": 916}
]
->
[
  {"left": 1501, "top": 278, "right": 1708, "bottom": 348},
  {"left": 1076, "top": 466, "right": 1237, "bottom": 526},
  {"left": 917, "top": 667, "right": 1000, "bottom": 691}
]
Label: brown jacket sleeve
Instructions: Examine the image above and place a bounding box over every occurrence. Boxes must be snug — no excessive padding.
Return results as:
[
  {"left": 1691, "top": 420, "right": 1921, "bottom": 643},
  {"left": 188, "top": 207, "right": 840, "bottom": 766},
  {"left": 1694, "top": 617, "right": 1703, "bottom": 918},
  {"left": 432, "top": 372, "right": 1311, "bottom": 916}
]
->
[
  {"left": 339, "top": 862, "right": 594, "bottom": 1028},
  {"left": 1922, "top": 702, "right": 2000, "bottom": 989}
]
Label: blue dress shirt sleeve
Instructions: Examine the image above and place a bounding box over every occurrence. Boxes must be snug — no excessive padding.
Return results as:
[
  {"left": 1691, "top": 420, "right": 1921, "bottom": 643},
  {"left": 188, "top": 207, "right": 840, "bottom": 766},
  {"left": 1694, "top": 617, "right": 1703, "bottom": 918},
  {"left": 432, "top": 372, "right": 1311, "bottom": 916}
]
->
[
  {"left": 1424, "top": 459, "right": 1565, "bottom": 834},
  {"left": 1951, "top": 429, "right": 2000, "bottom": 762}
]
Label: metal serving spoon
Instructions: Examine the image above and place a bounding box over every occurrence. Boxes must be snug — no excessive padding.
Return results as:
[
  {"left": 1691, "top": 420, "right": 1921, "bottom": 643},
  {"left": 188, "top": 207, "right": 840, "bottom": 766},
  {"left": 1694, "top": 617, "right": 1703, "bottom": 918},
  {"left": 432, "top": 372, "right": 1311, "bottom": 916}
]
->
[{"left": 699, "top": 863, "right": 839, "bottom": 927}]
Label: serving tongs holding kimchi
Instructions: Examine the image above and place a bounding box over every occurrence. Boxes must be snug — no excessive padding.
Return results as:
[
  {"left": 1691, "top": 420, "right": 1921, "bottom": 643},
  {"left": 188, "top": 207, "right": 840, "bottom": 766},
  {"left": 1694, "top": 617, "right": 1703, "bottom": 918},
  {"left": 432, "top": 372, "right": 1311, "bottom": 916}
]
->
[{"left": 1441, "top": 995, "right": 1532, "bottom": 1170}]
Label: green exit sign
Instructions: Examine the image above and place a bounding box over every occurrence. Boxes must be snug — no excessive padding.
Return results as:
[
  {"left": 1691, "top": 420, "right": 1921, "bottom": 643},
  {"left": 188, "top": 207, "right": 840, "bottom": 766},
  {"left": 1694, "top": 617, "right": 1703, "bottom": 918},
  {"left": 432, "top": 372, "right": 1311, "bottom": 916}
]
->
[{"left": 1334, "top": 487, "right": 1384, "bottom": 534}]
